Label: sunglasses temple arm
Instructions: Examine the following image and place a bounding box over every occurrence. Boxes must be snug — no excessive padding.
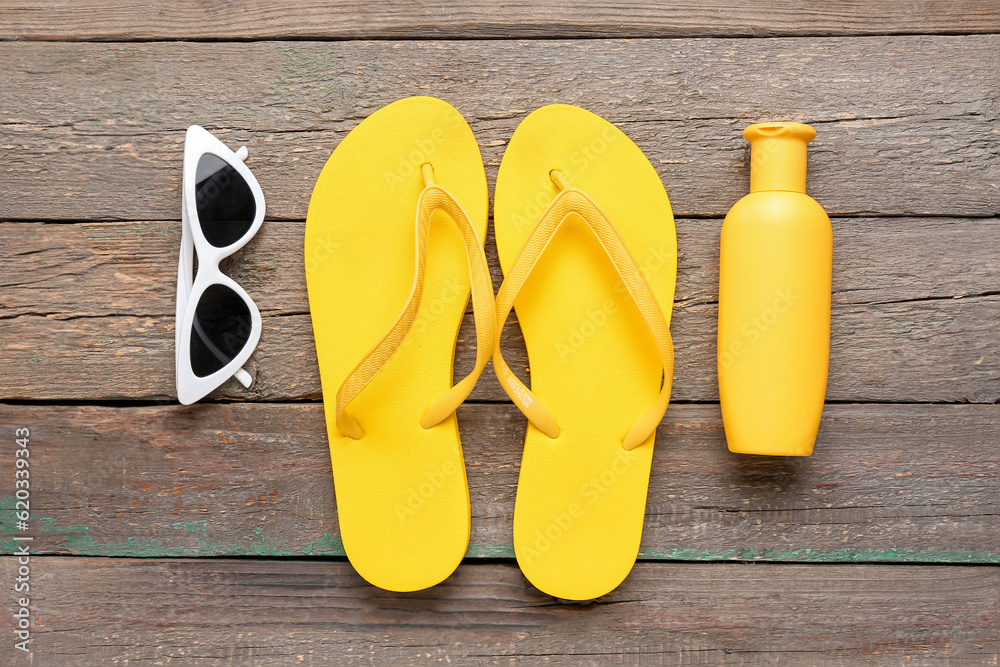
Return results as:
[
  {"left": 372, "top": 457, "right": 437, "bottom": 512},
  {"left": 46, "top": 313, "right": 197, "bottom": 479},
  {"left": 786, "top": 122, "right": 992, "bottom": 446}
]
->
[
  {"left": 230, "top": 146, "right": 251, "bottom": 388},
  {"left": 234, "top": 367, "right": 252, "bottom": 388},
  {"left": 176, "top": 201, "right": 194, "bottom": 365}
]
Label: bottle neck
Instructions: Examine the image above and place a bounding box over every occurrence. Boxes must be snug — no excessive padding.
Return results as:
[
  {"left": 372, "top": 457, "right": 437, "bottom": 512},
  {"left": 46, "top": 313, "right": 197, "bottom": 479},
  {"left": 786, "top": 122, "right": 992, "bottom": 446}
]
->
[{"left": 745, "top": 123, "right": 816, "bottom": 194}]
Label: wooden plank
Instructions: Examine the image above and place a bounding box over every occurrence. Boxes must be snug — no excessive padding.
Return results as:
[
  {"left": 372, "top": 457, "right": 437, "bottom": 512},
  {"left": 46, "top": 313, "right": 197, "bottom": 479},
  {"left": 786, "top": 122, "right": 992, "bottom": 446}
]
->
[
  {"left": 6, "top": 216, "right": 998, "bottom": 318},
  {"left": 2, "top": 292, "right": 997, "bottom": 404},
  {"left": 1, "top": 37, "right": 998, "bottom": 221},
  {"left": 3, "top": 0, "right": 1000, "bottom": 41},
  {"left": 1, "top": 403, "right": 996, "bottom": 561},
  {"left": 6, "top": 117, "right": 996, "bottom": 221},
  {"left": 2, "top": 558, "right": 997, "bottom": 665},
  {"left": 9, "top": 37, "right": 998, "bottom": 132},
  {"left": 3, "top": 218, "right": 998, "bottom": 404}
]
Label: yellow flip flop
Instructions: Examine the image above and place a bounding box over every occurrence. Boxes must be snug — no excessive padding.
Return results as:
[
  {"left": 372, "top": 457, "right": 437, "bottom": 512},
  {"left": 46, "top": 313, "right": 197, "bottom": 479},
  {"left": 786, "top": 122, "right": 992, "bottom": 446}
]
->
[
  {"left": 493, "top": 105, "right": 677, "bottom": 600},
  {"left": 305, "top": 97, "right": 496, "bottom": 592}
]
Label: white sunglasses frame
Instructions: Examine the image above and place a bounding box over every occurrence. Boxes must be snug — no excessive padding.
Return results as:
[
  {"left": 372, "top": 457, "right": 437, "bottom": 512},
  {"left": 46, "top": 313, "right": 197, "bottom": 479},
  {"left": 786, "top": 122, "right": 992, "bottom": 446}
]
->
[{"left": 175, "top": 125, "right": 265, "bottom": 405}]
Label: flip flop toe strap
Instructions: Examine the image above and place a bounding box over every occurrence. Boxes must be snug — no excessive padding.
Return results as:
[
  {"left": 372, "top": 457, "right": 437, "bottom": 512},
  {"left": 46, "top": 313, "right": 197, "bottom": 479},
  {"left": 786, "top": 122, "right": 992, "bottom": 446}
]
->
[
  {"left": 493, "top": 170, "right": 674, "bottom": 451},
  {"left": 336, "top": 163, "right": 497, "bottom": 439}
]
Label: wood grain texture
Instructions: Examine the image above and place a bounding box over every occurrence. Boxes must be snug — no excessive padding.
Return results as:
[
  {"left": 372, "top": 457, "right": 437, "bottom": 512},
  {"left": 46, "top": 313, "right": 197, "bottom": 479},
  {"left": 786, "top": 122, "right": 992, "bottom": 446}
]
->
[
  {"left": 2, "top": 558, "right": 998, "bottom": 665},
  {"left": 6, "top": 216, "right": 999, "bottom": 317},
  {"left": 1, "top": 36, "right": 998, "bottom": 221},
  {"left": 1, "top": 403, "right": 996, "bottom": 561},
  {"left": 2, "top": 217, "right": 997, "bottom": 403},
  {"left": 2, "top": 8, "right": 998, "bottom": 666},
  {"left": 3, "top": 0, "right": 1000, "bottom": 41}
]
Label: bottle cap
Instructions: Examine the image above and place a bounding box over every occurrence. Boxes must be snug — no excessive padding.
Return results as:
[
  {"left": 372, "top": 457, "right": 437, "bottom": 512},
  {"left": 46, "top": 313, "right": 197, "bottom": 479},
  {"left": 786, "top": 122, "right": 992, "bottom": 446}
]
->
[{"left": 744, "top": 122, "right": 816, "bottom": 194}]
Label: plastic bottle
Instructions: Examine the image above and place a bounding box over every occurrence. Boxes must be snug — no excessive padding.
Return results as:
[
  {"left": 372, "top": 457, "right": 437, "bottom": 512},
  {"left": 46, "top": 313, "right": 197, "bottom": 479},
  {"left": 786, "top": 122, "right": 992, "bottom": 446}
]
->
[{"left": 717, "top": 122, "right": 832, "bottom": 456}]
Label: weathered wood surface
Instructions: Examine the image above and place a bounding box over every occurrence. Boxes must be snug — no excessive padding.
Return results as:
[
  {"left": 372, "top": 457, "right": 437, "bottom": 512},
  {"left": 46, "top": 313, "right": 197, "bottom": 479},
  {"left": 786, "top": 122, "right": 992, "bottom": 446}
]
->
[
  {"left": 2, "top": 216, "right": 998, "bottom": 403},
  {"left": 6, "top": 217, "right": 1000, "bottom": 319},
  {"left": 2, "top": 558, "right": 998, "bottom": 665},
  {"left": 1, "top": 403, "right": 996, "bottom": 560},
  {"left": 2, "top": 3, "right": 999, "bottom": 664},
  {"left": 3, "top": 0, "right": 1000, "bottom": 41},
  {"left": 1, "top": 37, "right": 998, "bottom": 221}
]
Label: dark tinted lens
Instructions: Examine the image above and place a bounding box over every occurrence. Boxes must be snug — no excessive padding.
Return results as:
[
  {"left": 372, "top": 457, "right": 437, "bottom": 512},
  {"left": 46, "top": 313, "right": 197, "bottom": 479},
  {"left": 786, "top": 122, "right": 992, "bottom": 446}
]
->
[
  {"left": 195, "top": 153, "right": 256, "bottom": 247},
  {"left": 190, "top": 283, "right": 253, "bottom": 377}
]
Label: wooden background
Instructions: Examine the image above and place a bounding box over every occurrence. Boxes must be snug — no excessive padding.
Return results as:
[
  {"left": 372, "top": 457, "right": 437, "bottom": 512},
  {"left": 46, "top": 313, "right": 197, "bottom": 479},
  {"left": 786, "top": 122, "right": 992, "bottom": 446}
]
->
[{"left": 1, "top": 1, "right": 999, "bottom": 664}]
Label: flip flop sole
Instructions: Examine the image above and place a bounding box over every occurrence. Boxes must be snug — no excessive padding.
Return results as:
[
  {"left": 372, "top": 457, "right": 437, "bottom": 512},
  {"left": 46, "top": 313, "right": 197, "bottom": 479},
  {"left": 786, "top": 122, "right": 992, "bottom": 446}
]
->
[
  {"left": 494, "top": 105, "right": 677, "bottom": 600},
  {"left": 305, "top": 97, "right": 488, "bottom": 591}
]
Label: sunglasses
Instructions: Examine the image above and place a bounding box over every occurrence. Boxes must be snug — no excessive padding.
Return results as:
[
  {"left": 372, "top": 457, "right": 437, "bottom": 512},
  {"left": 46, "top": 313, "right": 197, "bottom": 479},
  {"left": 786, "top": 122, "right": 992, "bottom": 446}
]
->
[{"left": 175, "top": 125, "right": 265, "bottom": 405}]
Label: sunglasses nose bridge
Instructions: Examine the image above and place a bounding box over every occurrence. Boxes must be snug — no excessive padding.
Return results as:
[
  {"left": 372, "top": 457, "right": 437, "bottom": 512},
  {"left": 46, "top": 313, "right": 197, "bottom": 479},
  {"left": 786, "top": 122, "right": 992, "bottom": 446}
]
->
[{"left": 193, "top": 245, "right": 229, "bottom": 278}]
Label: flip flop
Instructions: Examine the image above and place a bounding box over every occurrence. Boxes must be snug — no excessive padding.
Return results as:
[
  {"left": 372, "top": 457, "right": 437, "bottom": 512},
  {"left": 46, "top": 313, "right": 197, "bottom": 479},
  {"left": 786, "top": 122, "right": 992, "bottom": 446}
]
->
[
  {"left": 305, "top": 97, "right": 496, "bottom": 591},
  {"left": 492, "top": 105, "right": 676, "bottom": 599}
]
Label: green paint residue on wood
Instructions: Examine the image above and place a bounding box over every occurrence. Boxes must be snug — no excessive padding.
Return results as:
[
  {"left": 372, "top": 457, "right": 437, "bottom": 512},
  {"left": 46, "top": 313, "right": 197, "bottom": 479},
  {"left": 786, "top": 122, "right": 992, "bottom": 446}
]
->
[
  {"left": 637, "top": 546, "right": 1000, "bottom": 563},
  {"left": 464, "top": 544, "right": 1000, "bottom": 564},
  {"left": 1, "top": 505, "right": 300, "bottom": 558},
  {"left": 301, "top": 533, "right": 344, "bottom": 556},
  {"left": 171, "top": 521, "right": 208, "bottom": 534},
  {"left": 466, "top": 543, "right": 515, "bottom": 558},
  {"left": 0, "top": 496, "right": 18, "bottom": 533},
  {"left": 37, "top": 517, "right": 90, "bottom": 533}
]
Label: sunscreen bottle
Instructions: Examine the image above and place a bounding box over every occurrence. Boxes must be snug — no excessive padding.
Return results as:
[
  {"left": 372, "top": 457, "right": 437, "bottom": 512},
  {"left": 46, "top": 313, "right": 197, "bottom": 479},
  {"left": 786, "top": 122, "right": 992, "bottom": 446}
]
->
[{"left": 718, "top": 122, "right": 832, "bottom": 456}]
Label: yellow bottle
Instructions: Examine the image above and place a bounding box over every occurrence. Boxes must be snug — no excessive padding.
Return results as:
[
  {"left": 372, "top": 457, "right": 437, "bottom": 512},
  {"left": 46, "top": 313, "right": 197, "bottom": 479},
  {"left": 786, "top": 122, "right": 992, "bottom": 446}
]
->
[{"left": 718, "top": 122, "right": 832, "bottom": 456}]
